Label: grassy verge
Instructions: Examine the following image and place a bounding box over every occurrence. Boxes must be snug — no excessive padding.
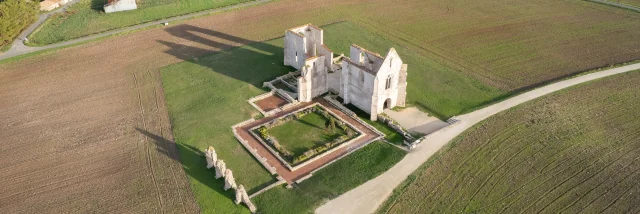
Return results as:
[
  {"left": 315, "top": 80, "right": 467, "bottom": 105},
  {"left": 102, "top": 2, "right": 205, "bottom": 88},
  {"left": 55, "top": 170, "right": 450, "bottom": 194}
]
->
[
  {"left": 28, "top": 0, "right": 250, "bottom": 45},
  {"left": 379, "top": 71, "right": 640, "bottom": 213},
  {"left": 342, "top": 102, "right": 406, "bottom": 146},
  {"left": 253, "top": 141, "right": 406, "bottom": 213}
]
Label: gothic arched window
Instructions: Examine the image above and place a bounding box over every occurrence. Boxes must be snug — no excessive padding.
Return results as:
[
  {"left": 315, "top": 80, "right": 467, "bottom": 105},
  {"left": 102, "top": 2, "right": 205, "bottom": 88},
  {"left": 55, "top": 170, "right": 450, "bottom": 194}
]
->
[{"left": 385, "top": 75, "right": 393, "bottom": 90}]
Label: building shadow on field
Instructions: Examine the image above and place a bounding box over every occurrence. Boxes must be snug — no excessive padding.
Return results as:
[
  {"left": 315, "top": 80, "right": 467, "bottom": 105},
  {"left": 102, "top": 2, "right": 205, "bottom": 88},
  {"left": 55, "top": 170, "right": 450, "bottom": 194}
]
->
[{"left": 158, "top": 24, "right": 296, "bottom": 88}]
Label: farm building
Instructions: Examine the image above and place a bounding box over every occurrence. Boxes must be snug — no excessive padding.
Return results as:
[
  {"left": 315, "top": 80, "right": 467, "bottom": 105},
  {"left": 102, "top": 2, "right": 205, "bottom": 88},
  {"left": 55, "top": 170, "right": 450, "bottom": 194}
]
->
[
  {"left": 104, "top": 0, "right": 137, "bottom": 13},
  {"left": 283, "top": 24, "right": 408, "bottom": 121}
]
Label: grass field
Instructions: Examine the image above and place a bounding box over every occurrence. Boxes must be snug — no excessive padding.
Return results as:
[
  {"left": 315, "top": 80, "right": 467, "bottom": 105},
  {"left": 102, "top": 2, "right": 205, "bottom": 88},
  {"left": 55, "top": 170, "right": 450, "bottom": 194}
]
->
[
  {"left": 253, "top": 141, "right": 406, "bottom": 214},
  {"left": 269, "top": 111, "right": 346, "bottom": 156},
  {"left": 378, "top": 71, "right": 640, "bottom": 213},
  {"left": 27, "top": 0, "right": 248, "bottom": 45},
  {"left": 161, "top": 38, "right": 289, "bottom": 213}
]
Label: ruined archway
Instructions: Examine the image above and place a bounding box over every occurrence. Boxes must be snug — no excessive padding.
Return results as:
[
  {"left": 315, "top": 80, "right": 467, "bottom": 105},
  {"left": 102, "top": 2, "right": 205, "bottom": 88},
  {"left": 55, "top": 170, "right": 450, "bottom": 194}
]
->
[{"left": 383, "top": 98, "right": 392, "bottom": 109}]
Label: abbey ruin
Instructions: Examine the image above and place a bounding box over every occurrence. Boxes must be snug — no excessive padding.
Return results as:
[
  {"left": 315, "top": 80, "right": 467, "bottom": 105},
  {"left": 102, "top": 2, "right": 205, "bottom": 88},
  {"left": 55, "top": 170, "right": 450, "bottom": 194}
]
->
[{"left": 283, "top": 24, "right": 408, "bottom": 121}]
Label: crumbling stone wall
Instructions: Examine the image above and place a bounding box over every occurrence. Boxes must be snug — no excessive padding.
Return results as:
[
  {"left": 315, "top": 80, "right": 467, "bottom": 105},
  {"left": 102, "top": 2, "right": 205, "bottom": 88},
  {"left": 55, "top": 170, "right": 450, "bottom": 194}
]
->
[{"left": 298, "top": 56, "right": 328, "bottom": 102}]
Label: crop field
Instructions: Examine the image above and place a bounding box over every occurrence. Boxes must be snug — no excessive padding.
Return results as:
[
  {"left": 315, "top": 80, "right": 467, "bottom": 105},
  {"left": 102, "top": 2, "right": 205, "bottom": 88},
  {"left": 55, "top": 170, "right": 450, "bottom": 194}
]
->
[
  {"left": 0, "top": 36, "right": 198, "bottom": 212},
  {"left": 27, "top": 0, "right": 248, "bottom": 45},
  {"left": 379, "top": 71, "right": 640, "bottom": 213}
]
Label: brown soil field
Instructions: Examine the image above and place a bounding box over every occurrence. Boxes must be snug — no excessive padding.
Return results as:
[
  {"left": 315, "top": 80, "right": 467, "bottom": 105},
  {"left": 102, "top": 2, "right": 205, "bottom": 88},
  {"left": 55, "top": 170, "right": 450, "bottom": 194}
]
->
[
  {"left": 0, "top": 0, "right": 639, "bottom": 212},
  {"left": 379, "top": 71, "right": 640, "bottom": 213}
]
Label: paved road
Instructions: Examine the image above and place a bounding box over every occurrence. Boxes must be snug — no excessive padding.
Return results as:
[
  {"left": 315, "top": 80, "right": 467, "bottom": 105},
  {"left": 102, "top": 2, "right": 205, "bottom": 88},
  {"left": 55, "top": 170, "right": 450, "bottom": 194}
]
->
[
  {"left": 0, "top": 0, "right": 271, "bottom": 61},
  {"left": 316, "top": 63, "right": 640, "bottom": 214},
  {"left": 587, "top": 0, "right": 640, "bottom": 12}
]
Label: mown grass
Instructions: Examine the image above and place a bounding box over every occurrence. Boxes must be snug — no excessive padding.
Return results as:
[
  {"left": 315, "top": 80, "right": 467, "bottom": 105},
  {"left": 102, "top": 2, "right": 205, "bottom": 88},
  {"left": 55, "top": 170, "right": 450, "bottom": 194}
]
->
[
  {"left": 161, "top": 38, "right": 292, "bottom": 213},
  {"left": 342, "top": 102, "right": 405, "bottom": 146},
  {"left": 269, "top": 111, "right": 346, "bottom": 156},
  {"left": 323, "top": 22, "right": 505, "bottom": 119},
  {"left": 28, "top": 0, "right": 249, "bottom": 45},
  {"left": 379, "top": 70, "right": 640, "bottom": 213},
  {"left": 253, "top": 141, "right": 406, "bottom": 214}
]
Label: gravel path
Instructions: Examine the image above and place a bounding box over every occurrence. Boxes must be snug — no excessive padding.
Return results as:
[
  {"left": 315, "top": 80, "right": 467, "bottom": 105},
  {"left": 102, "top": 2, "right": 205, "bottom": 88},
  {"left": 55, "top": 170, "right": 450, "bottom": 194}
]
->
[
  {"left": 315, "top": 63, "right": 640, "bottom": 214},
  {"left": 0, "top": 0, "right": 271, "bottom": 61},
  {"left": 587, "top": 0, "right": 640, "bottom": 12}
]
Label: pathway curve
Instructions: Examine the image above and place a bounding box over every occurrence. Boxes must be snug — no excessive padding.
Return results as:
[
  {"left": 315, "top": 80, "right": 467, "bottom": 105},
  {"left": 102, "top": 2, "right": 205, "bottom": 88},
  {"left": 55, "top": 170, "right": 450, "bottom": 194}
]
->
[
  {"left": 316, "top": 63, "right": 640, "bottom": 214},
  {"left": 0, "top": 0, "right": 271, "bottom": 61},
  {"left": 587, "top": 0, "right": 640, "bottom": 12}
]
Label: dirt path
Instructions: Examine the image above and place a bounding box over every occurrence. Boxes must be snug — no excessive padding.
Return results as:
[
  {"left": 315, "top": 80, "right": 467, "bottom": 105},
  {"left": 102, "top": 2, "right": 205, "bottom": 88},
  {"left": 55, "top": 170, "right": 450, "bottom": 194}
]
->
[{"left": 315, "top": 63, "right": 640, "bottom": 214}]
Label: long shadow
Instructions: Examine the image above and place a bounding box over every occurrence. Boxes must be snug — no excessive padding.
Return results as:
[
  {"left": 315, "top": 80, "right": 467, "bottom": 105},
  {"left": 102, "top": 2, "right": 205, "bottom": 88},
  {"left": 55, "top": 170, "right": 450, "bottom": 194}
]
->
[
  {"left": 91, "top": 0, "right": 107, "bottom": 12},
  {"left": 159, "top": 24, "right": 294, "bottom": 88},
  {"left": 135, "top": 127, "right": 237, "bottom": 201}
]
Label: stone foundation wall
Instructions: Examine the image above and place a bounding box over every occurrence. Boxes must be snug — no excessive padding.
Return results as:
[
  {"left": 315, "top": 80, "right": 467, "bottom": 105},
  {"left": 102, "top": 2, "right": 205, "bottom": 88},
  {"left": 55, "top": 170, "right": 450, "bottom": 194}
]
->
[{"left": 231, "top": 119, "right": 278, "bottom": 175}]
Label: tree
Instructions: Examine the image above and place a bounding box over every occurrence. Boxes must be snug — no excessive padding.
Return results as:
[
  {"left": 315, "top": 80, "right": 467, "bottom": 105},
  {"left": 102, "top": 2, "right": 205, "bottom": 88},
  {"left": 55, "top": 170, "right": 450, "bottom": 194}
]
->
[{"left": 0, "top": 0, "right": 39, "bottom": 46}]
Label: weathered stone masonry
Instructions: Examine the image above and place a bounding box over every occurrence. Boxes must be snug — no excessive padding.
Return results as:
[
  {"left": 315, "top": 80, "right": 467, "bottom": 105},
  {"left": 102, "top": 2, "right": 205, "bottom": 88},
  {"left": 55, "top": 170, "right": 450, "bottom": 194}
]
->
[{"left": 283, "top": 24, "right": 408, "bottom": 121}]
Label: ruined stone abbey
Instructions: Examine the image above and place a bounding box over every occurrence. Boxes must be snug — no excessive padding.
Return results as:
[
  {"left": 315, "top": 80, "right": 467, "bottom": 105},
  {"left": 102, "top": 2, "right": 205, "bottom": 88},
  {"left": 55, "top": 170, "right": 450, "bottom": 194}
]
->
[{"left": 283, "top": 24, "right": 408, "bottom": 121}]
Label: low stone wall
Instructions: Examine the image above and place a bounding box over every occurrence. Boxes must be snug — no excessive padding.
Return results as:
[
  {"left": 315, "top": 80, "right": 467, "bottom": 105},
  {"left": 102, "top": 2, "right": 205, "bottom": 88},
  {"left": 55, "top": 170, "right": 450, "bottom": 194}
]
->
[
  {"left": 249, "top": 128, "right": 295, "bottom": 170},
  {"left": 249, "top": 103, "right": 366, "bottom": 172},
  {"left": 231, "top": 119, "right": 278, "bottom": 175},
  {"left": 247, "top": 91, "right": 299, "bottom": 117},
  {"left": 248, "top": 179, "right": 287, "bottom": 199},
  {"left": 378, "top": 114, "right": 416, "bottom": 142},
  {"left": 406, "top": 117, "right": 463, "bottom": 149},
  {"left": 295, "top": 132, "right": 382, "bottom": 184},
  {"left": 323, "top": 95, "right": 386, "bottom": 138},
  {"left": 247, "top": 91, "right": 276, "bottom": 116}
]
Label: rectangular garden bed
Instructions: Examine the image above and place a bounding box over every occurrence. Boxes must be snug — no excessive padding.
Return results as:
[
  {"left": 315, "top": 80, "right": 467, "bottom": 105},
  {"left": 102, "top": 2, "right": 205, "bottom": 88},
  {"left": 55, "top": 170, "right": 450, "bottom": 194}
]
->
[{"left": 250, "top": 104, "right": 362, "bottom": 170}]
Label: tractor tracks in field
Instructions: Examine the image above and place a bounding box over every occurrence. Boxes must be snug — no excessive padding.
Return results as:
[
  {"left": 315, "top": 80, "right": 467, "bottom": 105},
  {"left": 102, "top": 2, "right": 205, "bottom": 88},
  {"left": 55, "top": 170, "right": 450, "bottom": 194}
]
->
[{"left": 133, "top": 71, "right": 166, "bottom": 213}]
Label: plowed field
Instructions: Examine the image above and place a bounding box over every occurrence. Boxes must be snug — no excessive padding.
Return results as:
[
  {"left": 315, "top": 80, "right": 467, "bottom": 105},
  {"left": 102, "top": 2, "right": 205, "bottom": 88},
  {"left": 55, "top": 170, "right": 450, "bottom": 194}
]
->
[{"left": 379, "top": 71, "right": 640, "bottom": 213}]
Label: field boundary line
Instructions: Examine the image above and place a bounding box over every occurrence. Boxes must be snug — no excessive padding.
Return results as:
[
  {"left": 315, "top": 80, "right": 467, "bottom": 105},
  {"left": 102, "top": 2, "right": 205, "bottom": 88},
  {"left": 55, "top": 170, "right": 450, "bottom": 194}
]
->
[
  {"left": 585, "top": 0, "right": 640, "bottom": 12},
  {"left": 0, "top": 0, "right": 273, "bottom": 61}
]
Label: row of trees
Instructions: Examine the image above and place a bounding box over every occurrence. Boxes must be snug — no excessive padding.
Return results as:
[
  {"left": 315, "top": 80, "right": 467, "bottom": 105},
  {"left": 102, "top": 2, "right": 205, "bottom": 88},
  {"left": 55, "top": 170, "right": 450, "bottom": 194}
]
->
[{"left": 0, "top": 0, "right": 39, "bottom": 48}]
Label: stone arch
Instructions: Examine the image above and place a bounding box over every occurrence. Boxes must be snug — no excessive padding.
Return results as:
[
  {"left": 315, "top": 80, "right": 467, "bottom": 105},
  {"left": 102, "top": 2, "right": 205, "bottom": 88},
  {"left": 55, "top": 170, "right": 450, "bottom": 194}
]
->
[{"left": 383, "top": 98, "right": 392, "bottom": 109}]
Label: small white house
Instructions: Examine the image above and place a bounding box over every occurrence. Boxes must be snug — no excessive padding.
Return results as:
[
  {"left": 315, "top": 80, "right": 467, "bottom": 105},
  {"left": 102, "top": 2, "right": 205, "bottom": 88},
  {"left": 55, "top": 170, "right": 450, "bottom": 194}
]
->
[{"left": 104, "top": 0, "right": 137, "bottom": 13}]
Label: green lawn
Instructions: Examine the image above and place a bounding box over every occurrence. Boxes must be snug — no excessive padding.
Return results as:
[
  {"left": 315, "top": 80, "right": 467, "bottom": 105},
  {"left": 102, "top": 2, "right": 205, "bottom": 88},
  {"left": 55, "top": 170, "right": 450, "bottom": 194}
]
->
[
  {"left": 253, "top": 141, "right": 406, "bottom": 214},
  {"left": 323, "top": 22, "right": 505, "bottom": 119},
  {"left": 160, "top": 21, "right": 500, "bottom": 213},
  {"left": 269, "top": 111, "right": 345, "bottom": 156},
  {"left": 379, "top": 71, "right": 640, "bottom": 213},
  {"left": 161, "top": 38, "right": 293, "bottom": 213},
  {"left": 28, "top": 0, "right": 249, "bottom": 45},
  {"left": 343, "top": 102, "right": 405, "bottom": 146}
]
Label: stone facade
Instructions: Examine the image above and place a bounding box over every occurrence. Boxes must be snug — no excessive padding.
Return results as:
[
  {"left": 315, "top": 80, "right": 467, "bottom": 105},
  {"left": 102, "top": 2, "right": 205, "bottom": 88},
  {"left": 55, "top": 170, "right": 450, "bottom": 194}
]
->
[{"left": 283, "top": 24, "right": 407, "bottom": 120}]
